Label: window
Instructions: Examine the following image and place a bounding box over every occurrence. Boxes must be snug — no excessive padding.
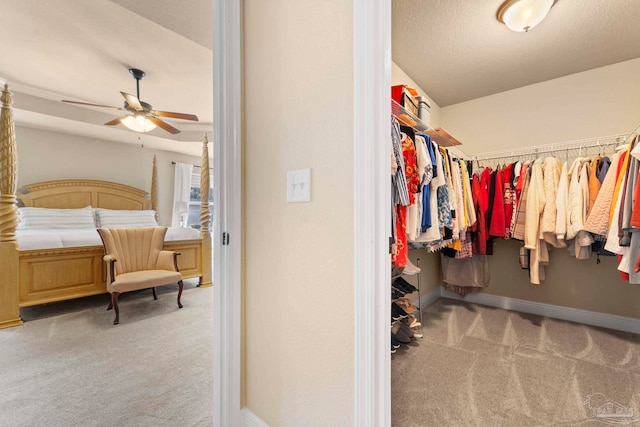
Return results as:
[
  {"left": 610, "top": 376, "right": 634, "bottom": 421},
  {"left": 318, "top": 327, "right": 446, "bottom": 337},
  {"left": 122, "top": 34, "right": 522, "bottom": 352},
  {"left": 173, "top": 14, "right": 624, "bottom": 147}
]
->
[{"left": 187, "top": 167, "right": 213, "bottom": 230}]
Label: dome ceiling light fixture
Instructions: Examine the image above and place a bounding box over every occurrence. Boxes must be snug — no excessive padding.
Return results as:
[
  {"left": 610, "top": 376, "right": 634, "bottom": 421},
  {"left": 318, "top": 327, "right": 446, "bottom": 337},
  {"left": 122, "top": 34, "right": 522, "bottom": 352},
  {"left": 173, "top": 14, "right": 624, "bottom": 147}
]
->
[{"left": 497, "top": 0, "right": 557, "bottom": 32}]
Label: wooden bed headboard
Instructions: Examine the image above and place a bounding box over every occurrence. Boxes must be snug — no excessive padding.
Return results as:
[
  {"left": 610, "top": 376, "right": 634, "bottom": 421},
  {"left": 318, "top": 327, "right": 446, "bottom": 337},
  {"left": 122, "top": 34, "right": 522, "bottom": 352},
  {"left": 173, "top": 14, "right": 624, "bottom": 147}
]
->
[{"left": 17, "top": 179, "right": 151, "bottom": 210}]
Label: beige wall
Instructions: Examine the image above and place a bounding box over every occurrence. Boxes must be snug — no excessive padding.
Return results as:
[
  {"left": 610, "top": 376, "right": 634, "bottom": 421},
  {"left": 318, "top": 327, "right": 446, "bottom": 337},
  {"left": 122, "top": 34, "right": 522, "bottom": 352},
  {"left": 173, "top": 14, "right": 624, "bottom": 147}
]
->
[
  {"left": 441, "top": 58, "right": 640, "bottom": 154},
  {"left": 243, "top": 1, "right": 355, "bottom": 426},
  {"left": 438, "top": 59, "right": 640, "bottom": 319},
  {"left": 15, "top": 126, "right": 201, "bottom": 225},
  {"left": 391, "top": 61, "right": 441, "bottom": 128},
  {"left": 402, "top": 250, "right": 441, "bottom": 296},
  {"left": 486, "top": 240, "right": 640, "bottom": 318}
]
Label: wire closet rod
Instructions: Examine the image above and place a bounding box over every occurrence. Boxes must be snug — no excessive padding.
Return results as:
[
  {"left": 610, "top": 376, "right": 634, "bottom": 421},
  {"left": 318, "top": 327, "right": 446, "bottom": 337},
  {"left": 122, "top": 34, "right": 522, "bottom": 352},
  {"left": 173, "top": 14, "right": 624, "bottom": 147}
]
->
[{"left": 472, "top": 133, "right": 629, "bottom": 162}]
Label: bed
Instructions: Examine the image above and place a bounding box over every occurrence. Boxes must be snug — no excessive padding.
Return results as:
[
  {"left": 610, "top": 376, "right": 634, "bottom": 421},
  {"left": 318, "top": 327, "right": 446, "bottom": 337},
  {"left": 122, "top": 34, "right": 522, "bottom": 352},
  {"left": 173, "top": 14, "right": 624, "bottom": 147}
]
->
[{"left": 0, "top": 84, "right": 212, "bottom": 328}]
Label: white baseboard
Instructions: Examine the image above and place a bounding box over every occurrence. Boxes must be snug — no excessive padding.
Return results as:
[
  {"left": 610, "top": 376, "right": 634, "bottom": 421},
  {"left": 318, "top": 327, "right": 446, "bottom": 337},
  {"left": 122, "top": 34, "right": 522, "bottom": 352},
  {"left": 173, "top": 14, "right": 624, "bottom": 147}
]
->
[
  {"left": 417, "top": 286, "right": 442, "bottom": 310},
  {"left": 439, "top": 288, "right": 640, "bottom": 335},
  {"left": 241, "top": 407, "right": 270, "bottom": 427}
]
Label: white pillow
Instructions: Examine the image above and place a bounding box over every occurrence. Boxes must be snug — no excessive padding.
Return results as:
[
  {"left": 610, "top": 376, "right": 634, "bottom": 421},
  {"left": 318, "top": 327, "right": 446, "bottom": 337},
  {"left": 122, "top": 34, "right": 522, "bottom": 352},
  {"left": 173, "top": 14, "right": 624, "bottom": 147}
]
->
[
  {"left": 96, "top": 209, "right": 158, "bottom": 228},
  {"left": 18, "top": 206, "right": 96, "bottom": 230}
]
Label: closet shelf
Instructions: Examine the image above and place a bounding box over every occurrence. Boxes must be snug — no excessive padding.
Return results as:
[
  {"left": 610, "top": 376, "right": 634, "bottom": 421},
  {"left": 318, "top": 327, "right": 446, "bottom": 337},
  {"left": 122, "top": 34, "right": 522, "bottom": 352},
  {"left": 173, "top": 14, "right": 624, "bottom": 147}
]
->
[
  {"left": 392, "top": 99, "right": 430, "bottom": 132},
  {"left": 391, "top": 99, "right": 462, "bottom": 147},
  {"left": 423, "top": 128, "right": 462, "bottom": 147}
]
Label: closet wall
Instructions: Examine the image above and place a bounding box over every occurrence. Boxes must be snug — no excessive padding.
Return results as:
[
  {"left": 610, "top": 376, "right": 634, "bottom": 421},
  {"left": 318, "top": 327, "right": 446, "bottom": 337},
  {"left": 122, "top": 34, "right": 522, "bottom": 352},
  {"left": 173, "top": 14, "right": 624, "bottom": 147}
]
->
[
  {"left": 441, "top": 58, "right": 640, "bottom": 153},
  {"left": 15, "top": 126, "right": 202, "bottom": 226},
  {"left": 437, "top": 58, "right": 640, "bottom": 318}
]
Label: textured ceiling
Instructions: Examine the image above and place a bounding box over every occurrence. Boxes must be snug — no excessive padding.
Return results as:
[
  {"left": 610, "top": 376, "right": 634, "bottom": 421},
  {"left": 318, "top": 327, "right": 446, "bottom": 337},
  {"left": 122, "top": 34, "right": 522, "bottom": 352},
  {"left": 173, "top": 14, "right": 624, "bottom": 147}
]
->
[
  {"left": 3, "top": 0, "right": 639, "bottom": 154},
  {"left": 0, "top": 0, "right": 213, "bottom": 156},
  {"left": 393, "top": 0, "right": 640, "bottom": 107}
]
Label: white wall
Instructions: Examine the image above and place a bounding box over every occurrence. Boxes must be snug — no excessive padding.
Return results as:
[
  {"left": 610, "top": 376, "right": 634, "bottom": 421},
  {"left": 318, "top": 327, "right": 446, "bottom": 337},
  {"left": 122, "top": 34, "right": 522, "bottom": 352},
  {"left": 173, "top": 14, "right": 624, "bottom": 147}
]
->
[
  {"left": 15, "top": 126, "right": 202, "bottom": 225},
  {"left": 440, "top": 58, "right": 640, "bottom": 154},
  {"left": 243, "top": 1, "right": 354, "bottom": 425},
  {"left": 391, "top": 61, "right": 441, "bottom": 128}
]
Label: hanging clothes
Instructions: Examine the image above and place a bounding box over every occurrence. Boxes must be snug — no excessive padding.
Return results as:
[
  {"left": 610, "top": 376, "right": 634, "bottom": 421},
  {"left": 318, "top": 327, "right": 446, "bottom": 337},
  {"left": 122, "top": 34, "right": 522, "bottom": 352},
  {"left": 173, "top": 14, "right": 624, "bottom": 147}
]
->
[
  {"left": 524, "top": 158, "right": 548, "bottom": 284},
  {"left": 503, "top": 162, "right": 516, "bottom": 239},
  {"left": 584, "top": 152, "right": 622, "bottom": 236},
  {"left": 588, "top": 154, "right": 602, "bottom": 215},
  {"left": 554, "top": 161, "right": 569, "bottom": 246},
  {"left": 471, "top": 172, "right": 488, "bottom": 255},
  {"left": 511, "top": 163, "right": 530, "bottom": 240},
  {"left": 488, "top": 168, "right": 506, "bottom": 238},
  {"left": 541, "top": 157, "right": 564, "bottom": 247}
]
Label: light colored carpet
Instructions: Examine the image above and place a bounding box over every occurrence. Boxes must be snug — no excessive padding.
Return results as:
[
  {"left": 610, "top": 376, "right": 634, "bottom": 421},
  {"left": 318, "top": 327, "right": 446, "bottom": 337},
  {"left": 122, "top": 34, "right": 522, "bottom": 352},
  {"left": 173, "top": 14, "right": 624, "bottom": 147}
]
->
[
  {"left": 392, "top": 298, "right": 640, "bottom": 426},
  {"left": 0, "top": 279, "right": 213, "bottom": 427}
]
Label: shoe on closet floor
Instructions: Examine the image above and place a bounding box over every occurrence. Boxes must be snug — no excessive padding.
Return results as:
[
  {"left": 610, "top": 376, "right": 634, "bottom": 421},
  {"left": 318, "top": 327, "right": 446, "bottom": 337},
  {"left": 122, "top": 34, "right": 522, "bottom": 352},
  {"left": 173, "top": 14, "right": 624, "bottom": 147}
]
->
[
  {"left": 407, "top": 314, "right": 421, "bottom": 328},
  {"left": 395, "top": 298, "right": 418, "bottom": 314},
  {"left": 391, "top": 336, "right": 401, "bottom": 349},
  {"left": 393, "top": 277, "right": 418, "bottom": 293},
  {"left": 391, "top": 329, "right": 411, "bottom": 344},
  {"left": 398, "top": 321, "right": 414, "bottom": 339},
  {"left": 391, "top": 302, "right": 408, "bottom": 320},
  {"left": 391, "top": 265, "right": 405, "bottom": 278},
  {"left": 391, "top": 286, "right": 406, "bottom": 297},
  {"left": 402, "top": 258, "right": 421, "bottom": 275},
  {"left": 391, "top": 288, "right": 404, "bottom": 300}
]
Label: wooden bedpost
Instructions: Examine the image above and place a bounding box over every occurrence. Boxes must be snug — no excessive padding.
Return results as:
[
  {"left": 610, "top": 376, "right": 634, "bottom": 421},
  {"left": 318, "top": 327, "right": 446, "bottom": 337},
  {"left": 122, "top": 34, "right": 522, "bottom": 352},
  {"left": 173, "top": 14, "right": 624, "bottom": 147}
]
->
[
  {"left": 0, "top": 84, "right": 24, "bottom": 328},
  {"left": 151, "top": 155, "right": 159, "bottom": 222},
  {"left": 199, "top": 133, "right": 213, "bottom": 287}
]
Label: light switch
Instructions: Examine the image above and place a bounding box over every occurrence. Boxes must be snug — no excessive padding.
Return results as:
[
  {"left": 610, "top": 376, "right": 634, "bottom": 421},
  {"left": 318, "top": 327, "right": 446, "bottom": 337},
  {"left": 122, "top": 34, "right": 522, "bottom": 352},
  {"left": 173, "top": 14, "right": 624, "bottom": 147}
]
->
[{"left": 287, "top": 169, "right": 311, "bottom": 202}]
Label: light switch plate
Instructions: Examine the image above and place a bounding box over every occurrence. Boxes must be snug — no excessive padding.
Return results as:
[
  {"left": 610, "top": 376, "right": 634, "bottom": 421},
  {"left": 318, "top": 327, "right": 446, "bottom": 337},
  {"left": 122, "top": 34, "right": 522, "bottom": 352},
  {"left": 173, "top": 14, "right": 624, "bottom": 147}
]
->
[{"left": 287, "top": 168, "right": 311, "bottom": 202}]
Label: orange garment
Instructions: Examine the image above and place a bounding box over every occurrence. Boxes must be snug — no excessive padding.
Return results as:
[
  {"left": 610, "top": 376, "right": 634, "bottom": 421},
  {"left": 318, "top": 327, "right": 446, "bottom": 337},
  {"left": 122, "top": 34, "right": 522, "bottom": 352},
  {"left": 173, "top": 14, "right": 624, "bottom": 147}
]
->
[
  {"left": 588, "top": 155, "right": 602, "bottom": 215},
  {"left": 610, "top": 149, "right": 630, "bottom": 225}
]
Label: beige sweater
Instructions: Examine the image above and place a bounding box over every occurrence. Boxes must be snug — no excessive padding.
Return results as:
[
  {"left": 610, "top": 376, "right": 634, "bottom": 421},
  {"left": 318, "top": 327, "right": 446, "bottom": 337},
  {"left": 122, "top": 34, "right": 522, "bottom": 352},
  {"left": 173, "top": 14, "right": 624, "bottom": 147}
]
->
[
  {"left": 555, "top": 161, "right": 569, "bottom": 244},
  {"left": 584, "top": 152, "right": 621, "bottom": 236},
  {"left": 541, "top": 157, "right": 563, "bottom": 247},
  {"left": 524, "top": 159, "right": 545, "bottom": 250}
]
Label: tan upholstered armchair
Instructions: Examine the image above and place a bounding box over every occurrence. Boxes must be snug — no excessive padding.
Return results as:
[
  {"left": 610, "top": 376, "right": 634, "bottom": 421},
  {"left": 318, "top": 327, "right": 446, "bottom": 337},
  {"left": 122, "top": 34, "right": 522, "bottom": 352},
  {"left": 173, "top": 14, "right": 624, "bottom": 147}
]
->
[{"left": 97, "top": 227, "right": 184, "bottom": 325}]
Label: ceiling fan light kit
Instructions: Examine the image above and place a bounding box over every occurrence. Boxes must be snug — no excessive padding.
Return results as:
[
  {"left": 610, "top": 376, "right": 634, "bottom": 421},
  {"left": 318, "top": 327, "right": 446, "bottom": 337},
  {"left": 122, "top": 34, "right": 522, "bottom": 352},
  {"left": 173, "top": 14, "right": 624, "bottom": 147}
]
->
[
  {"left": 497, "top": 0, "right": 556, "bottom": 32},
  {"left": 62, "top": 68, "right": 198, "bottom": 135},
  {"left": 122, "top": 114, "right": 157, "bottom": 132}
]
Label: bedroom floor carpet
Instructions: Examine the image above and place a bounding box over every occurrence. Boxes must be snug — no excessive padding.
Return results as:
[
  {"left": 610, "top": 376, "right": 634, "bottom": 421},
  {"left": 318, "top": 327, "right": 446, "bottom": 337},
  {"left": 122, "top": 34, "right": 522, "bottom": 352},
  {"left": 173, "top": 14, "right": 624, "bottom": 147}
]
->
[
  {"left": 392, "top": 298, "right": 640, "bottom": 427},
  {"left": 0, "top": 279, "right": 213, "bottom": 427}
]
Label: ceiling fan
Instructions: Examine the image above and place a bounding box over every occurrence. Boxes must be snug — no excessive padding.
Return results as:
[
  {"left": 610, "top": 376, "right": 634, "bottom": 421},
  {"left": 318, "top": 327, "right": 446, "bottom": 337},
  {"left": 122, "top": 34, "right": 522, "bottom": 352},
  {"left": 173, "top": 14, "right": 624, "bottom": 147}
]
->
[{"left": 62, "top": 68, "right": 198, "bottom": 134}]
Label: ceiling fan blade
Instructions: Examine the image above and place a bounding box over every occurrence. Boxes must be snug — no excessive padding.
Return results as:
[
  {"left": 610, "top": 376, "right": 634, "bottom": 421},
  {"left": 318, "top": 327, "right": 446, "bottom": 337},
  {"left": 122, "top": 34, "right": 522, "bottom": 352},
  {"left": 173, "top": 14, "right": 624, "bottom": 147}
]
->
[
  {"left": 152, "top": 110, "right": 199, "bottom": 121},
  {"left": 120, "top": 91, "right": 143, "bottom": 111},
  {"left": 104, "top": 115, "right": 131, "bottom": 126},
  {"left": 62, "top": 100, "right": 124, "bottom": 110},
  {"left": 148, "top": 116, "right": 181, "bottom": 134}
]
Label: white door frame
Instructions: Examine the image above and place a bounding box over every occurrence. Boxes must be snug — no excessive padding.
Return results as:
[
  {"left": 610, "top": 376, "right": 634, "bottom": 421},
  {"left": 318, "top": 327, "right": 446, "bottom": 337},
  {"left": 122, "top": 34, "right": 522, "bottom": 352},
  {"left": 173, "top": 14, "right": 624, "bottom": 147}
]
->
[
  {"left": 213, "top": 0, "right": 242, "bottom": 426},
  {"left": 214, "top": 0, "right": 391, "bottom": 425},
  {"left": 353, "top": 0, "right": 392, "bottom": 425}
]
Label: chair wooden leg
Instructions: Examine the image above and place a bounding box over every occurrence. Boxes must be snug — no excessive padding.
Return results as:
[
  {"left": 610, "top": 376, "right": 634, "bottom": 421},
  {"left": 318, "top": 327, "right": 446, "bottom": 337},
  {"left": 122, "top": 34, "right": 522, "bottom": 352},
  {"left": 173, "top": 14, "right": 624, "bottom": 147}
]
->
[
  {"left": 152, "top": 287, "right": 157, "bottom": 300},
  {"left": 112, "top": 292, "right": 120, "bottom": 325},
  {"left": 177, "top": 280, "right": 184, "bottom": 309}
]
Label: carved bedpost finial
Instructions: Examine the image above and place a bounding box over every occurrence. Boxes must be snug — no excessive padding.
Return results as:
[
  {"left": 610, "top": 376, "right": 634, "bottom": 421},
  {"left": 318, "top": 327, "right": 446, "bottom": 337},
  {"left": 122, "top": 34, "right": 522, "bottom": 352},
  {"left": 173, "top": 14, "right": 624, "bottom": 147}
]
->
[
  {"left": 151, "top": 155, "right": 159, "bottom": 223},
  {"left": 200, "top": 133, "right": 211, "bottom": 235},
  {"left": 0, "top": 83, "right": 20, "bottom": 242}
]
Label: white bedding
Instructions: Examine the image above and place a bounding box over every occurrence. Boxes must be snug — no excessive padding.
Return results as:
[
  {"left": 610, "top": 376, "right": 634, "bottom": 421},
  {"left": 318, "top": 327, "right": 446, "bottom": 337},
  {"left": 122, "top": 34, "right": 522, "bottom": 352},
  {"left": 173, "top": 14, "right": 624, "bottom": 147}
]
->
[{"left": 16, "top": 227, "right": 201, "bottom": 251}]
